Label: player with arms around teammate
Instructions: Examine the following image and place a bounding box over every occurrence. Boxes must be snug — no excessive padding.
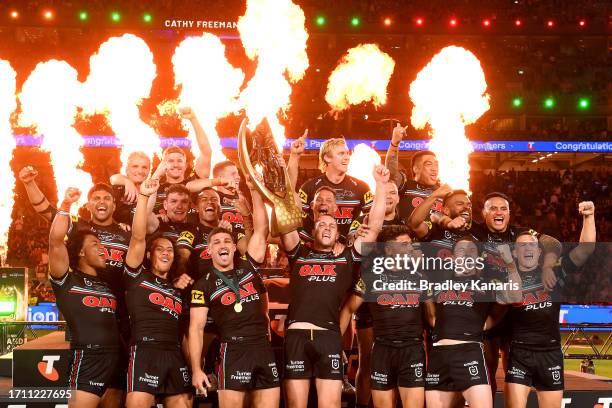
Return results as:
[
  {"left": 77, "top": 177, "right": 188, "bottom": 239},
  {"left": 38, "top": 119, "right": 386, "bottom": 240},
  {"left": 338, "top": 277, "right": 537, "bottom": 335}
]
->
[
  {"left": 504, "top": 202, "right": 596, "bottom": 408},
  {"left": 123, "top": 179, "right": 192, "bottom": 408},
  {"left": 189, "top": 177, "right": 279, "bottom": 408},
  {"left": 48, "top": 188, "right": 123, "bottom": 408},
  {"left": 280, "top": 165, "right": 389, "bottom": 408}
]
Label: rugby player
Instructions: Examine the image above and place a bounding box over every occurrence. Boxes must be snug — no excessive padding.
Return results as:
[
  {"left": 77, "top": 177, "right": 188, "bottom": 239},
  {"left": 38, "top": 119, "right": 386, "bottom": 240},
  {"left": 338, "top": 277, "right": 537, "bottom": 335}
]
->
[{"left": 109, "top": 151, "right": 152, "bottom": 224}]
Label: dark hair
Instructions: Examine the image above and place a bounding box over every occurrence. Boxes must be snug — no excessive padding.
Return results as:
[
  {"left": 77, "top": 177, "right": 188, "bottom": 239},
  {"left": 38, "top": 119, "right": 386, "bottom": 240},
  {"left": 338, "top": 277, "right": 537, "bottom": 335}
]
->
[
  {"left": 162, "top": 146, "right": 186, "bottom": 158},
  {"left": 411, "top": 150, "right": 436, "bottom": 173},
  {"left": 452, "top": 235, "right": 481, "bottom": 252},
  {"left": 145, "top": 234, "right": 180, "bottom": 279},
  {"left": 212, "top": 160, "right": 238, "bottom": 177},
  {"left": 165, "top": 184, "right": 191, "bottom": 201},
  {"left": 377, "top": 225, "right": 412, "bottom": 243},
  {"left": 443, "top": 190, "right": 469, "bottom": 206},
  {"left": 314, "top": 186, "right": 337, "bottom": 199},
  {"left": 87, "top": 183, "right": 115, "bottom": 201},
  {"left": 196, "top": 187, "right": 219, "bottom": 201},
  {"left": 66, "top": 230, "right": 99, "bottom": 271},
  {"left": 207, "top": 227, "right": 235, "bottom": 244},
  {"left": 484, "top": 192, "right": 510, "bottom": 204}
]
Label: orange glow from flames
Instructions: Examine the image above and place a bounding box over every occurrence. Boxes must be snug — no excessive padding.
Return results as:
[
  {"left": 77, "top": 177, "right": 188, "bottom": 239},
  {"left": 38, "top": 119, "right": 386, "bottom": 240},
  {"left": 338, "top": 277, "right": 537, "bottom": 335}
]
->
[
  {"left": 0, "top": 60, "right": 16, "bottom": 263},
  {"left": 172, "top": 34, "right": 244, "bottom": 167},
  {"left": 82, "top": 34, "right": 159, "bottom": 166},
  {"left": 238, "top": 0, "right": 309, "bottom": 151},
  {"left": 409, "top": 46, "right": 490, "bottom": 192},
  {"left": 326, "top": 44, "right": 395, "bottom": 111},
  {"left": 19, "top": 60, "right": 92, "bottom": 207}
]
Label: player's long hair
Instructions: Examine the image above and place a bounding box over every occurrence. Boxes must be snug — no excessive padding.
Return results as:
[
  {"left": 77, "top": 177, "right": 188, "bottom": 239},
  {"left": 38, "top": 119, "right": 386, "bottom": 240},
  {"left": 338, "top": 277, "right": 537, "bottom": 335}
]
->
[{"left": 145, "top": 233, "right": 181, "bottom": 279}]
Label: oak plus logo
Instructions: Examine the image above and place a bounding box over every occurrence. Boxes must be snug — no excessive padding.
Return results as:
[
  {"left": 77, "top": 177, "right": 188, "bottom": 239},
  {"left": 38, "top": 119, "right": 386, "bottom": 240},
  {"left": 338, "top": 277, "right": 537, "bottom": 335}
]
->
[{"left": 37, "top": 355, "right": 61, "bottom": 381}]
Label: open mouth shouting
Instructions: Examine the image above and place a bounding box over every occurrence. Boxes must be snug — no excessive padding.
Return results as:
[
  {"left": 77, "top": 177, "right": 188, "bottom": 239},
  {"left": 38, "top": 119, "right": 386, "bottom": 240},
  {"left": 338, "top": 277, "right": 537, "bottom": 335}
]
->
[
  {"left": 95, "top": 204, "right": 109, "bottom": 217},
  {"left": 218, "top": 248, "right": 230, "bottom": 262},
  {"left": 459, "top": 210, "right": 471, "bottom": 221},
  {"left": 493, "top": 215, "right": 505, "bottom": 226}
]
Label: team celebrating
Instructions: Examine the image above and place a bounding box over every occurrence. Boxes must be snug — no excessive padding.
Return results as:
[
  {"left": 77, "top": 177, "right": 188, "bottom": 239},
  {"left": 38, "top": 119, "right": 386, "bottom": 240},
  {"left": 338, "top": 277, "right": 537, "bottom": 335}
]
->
[{"left": 22, "top": 113, "right": 597, "bottom": 408}]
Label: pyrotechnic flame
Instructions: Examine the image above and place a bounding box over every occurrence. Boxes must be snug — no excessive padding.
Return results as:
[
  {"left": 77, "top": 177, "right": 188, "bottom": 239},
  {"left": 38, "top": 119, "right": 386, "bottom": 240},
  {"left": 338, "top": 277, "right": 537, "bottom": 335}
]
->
[
  {"left": 172, "top": 34, "right": 244, "bottom": 167},
  {"left": 325, "top": 44, "right": 395, "bottom": 111},
  {"left": 238, "top": 0, "right": 309, "bottom": 151},
  {"left": 19, "top": 60, "right": 92, "bottom": 207},
  {"left": 409, "top": 46, "right": 490, "bottom": 192},
  {"left": 0, "top": 60, "right": 16, "bottom": 265},
  {"left": 82, "top": 34, "right": 159, "bottom": 166},
  {"left": 347, "top": 143, "right": 381, "bottom": 192}
]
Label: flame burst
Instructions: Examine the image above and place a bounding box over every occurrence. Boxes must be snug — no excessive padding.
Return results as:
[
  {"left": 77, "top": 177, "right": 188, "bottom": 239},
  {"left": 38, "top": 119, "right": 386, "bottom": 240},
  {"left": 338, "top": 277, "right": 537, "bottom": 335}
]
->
[
  {"left": 19, "top": 60, "right": 92, "bottom": 207},
  {"left": 172, "top": 34, "right": 244, "bottom": 167},
  {"left": 238, "top": 0, "right": 309, "bottom": 150},
  {"left": 0, "top": 60, "right": 16, "bottom": 264},
  {"left": 409, "top": 46, "right": 490, "bottom": 192},
  {"left": 326, "top": 44, "right": 395, "bottom": 111},
  {"left": 347, "top": 144, "right": 381, "bottom": 192},
  {"left": 83, "top": 34, "right": 159, "bottom": 165}
]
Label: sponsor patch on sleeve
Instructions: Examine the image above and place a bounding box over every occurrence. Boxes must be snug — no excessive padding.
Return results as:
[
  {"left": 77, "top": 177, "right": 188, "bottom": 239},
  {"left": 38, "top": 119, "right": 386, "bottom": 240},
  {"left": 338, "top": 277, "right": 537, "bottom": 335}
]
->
[
  {"left": 178, "top": 230, "right": 195, "bottom": 245},
  {"left": 298, "top": 189, "right": 308, "bottom": 204},
  {"left": 191, "top": 290, "right": 205, "bottom": 305}
]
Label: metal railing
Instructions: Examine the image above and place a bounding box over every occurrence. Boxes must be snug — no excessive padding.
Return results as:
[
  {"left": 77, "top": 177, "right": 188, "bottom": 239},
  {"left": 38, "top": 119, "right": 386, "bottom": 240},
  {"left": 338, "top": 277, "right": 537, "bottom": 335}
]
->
[
  {"left": 561, "top": 323, "right": 612, "bottom": 359},
  {"left": 0, "top": 321, "right": 66, "bottom": 355}
]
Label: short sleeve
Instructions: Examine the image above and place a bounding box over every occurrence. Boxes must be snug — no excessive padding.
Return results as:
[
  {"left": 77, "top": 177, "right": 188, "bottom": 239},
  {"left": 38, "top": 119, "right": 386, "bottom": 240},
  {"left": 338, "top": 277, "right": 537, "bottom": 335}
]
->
[
  {"left": 49, "top": 269, "right": 70, "bottom": 288},
  {"left": 348, "top": 217, "right": 363, "bottom": 236},
  {"left": 286, "top": 241, "right": 302, "bottom": 262},
  {"left": 298, "top": 182, "right": 310, "bottom": 211},
  {"left": 190, "top": 277, "right": 209, "bottom": 308},
  {"left": 361, "top": 187, "right": 374, "bottom": 211},
  {"left": 124, "top": 263, "right": 144, "bottom": 281},
  {"left": 353, "top": 277, "right": 365, "bottom": 297},
  {"left": 176, "top": 227, "right": 196, "bottom": 250}
]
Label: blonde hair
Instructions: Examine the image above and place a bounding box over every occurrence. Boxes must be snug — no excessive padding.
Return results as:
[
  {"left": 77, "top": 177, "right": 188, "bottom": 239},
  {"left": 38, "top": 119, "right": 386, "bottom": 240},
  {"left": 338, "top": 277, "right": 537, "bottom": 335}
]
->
[
  {"left": 124, "top": 151, "right": 151, "bottom": 174},
  {"left": 318, "top": 138, "right": 347, "bottom": 172}
]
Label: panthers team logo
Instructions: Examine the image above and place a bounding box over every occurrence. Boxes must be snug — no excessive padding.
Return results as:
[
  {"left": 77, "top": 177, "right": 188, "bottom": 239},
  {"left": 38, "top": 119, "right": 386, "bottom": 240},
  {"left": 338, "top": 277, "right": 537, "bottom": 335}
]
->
[
  {"left": 469, "top": 366, "right": 479, "bottom": 376},
  {"left": 272, "top": 367, "right": 278, "bottom": 378},
  {"left": 415, "top": 367, "right": 422, "bottom": 378}
]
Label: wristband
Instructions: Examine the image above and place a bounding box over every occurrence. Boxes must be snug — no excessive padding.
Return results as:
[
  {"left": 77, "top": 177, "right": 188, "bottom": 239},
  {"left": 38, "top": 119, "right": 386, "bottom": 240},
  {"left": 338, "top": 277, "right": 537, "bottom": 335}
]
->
[
  {"left": 390, "top": 141, "right": 399, "bottom": 147},
  {"left": 31, "top": 196, "right": 47, "bottom": 206},
  {"left": 139, "top": 193, "right": 151, "bottom": 198},
  {"left": 57, "top": 210, "right": 70, "bottom": 217}
]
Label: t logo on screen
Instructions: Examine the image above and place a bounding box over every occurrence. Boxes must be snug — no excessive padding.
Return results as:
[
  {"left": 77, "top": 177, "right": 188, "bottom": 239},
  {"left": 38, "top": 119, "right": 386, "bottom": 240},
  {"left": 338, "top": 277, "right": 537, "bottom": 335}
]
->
[{"left": 37, "top": 355, "right": 60, "bottom": 381}]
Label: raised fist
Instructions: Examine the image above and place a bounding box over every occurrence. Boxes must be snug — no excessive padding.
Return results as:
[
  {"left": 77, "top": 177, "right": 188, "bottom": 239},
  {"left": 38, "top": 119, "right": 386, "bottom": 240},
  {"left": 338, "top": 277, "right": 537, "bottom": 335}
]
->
[
  {"left": 291, "top": 130, "right": 307, "bottom": 156},
  {"left": 373, "top": 165, "right": 390, "bottom": 184},
  {"left": 19, "top": 166, "right": 38, "bottom": 184},
  {"left": 578, "top": 201, "right": 595, "bottom": 216},
  {"left": 140, "top": 178, "right": 160, "bottom": 196},
  {"left": 178, "top": 106, "right": 195, "bottom": 120},
  {"left": 63, "top": 187, "right": 81, "bottom": 205}
]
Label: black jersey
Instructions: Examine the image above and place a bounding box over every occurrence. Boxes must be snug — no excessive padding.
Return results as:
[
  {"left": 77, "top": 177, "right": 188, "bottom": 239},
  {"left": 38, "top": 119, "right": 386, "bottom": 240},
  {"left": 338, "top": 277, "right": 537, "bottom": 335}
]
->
[
  {"left": 286, "top": 242, "right": 363, "bottom": 331},
  {"left": 362, "top": 270, "right": 425, "bottom": 342},
  {"left": 429, "top": 279, "right": 491, "bottom": 343},
  {"left": 396, "top": 176, "right": 442, "bottom": 221},
  {"left": 124, "top": 264, "right": 183, "bottom": 345},
  {"left": 298, "top": 174, "right": 373, "bottom": 242},
  {"left": 216, "top": 190, "right": 246, "bottom": 241},
  {"left": 508, "top": 256, "right": 577, "bottom": 349},
  {"left": 191, "top": 254, "right": 269, "bottom": 342},
  {"left": 68, "top": 216, "right": 130, "bottom": 295},
  {"left": 153, "top": 220, "right": 198, "bottom": 252},
  {"left": 112, "top": 185, "right": 136, "bottom": 225},
  {"left": 191, "top": 224, "right": 240, "bottom": 279},
  {"left": 472, "top": 222, "right": 539, "bottom": 244},
  {"left": 154, "top": 175, "right": 199, "bottom": 223},
  {"left": 51, "top": 269, "right": 120, "bottom": 348},
  {"left": 348, "top": 213, "right": 406, "bottom": 237}
]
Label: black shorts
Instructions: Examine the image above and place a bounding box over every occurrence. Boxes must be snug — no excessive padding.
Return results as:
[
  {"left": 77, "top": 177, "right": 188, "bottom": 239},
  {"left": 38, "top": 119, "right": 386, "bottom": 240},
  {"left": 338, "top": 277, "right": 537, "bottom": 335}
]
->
[
  {"left": 69, "top": 348, "right": 123, "bottom": 397},
  {"left": 355, "top": 303, "right": 373, "bottom": 330},
  {"left": 505, "top": 345, "right": 564, "bottom": 391},
  {"left": 283, "top": 329, "right": 343, "bottom": 380},
  {"left": 217, "top": 339, "right": 280, "bottom": 391},
  {"left": 425, "top": 342, "right": 490, "bottom": 391},
  {"left": 370, "top": 340, "right": 425, "bottom": 390},
  {"left": 127, "top": 343, "right": 191, "bottom": 395}
]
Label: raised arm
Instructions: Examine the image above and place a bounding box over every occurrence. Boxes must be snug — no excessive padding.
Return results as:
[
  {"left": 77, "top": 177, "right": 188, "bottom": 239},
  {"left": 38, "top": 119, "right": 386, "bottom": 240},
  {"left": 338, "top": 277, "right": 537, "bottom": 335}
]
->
[
  {"left": 385, "top": 123, "right": 408, "bottom": 188},
  {"left": 180, "top": 107, "right": 211, "bottom": 179},
  {"left": 19, "top": 166, "right": 54, "bottom": 222},
  {"left": 246, "top": 177, "right": 269, "bottom": 264},
  {"left": 495, "top": 244, "right": 523, "bottom": 305},
  {"left": 408, "top": 184, "right": 452, "bottom": 239},
  {"left": 185, "top": 177, "right": 237, "bottom": 194},
  {"left": 288, "top": 131, "right": 306, "bottom": 192},
  {"left": 354, "top": 165, "right": 389, "bottom": 254},
  {"left": 48, "top": 188, "right": 81, "bottom": 278},
  {"left": 126, "top": 179, "right": 160, "bottom": 268},
  {"left": 569, "top": 201, "right": 596, "bottom": 267}
]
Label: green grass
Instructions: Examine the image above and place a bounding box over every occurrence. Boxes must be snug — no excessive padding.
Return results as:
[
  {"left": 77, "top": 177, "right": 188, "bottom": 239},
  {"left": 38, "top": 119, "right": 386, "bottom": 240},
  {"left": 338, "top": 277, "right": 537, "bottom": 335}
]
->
[{"left": 561, "top": 330, "right": 612, "bottom": 378}]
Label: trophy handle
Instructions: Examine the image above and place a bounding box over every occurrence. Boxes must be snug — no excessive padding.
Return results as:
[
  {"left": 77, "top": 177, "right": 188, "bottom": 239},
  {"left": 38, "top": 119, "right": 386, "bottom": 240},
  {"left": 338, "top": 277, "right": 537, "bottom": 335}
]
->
[{"left": 237, "top": 118, "right": 278, "bottom": 204}]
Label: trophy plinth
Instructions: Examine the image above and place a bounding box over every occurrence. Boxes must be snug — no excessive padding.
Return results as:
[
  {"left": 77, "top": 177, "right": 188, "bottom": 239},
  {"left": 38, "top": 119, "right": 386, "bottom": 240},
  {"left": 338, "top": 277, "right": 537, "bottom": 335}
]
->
[{"left": 237, "top": 118, "right": 303, "bottom": 236}]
